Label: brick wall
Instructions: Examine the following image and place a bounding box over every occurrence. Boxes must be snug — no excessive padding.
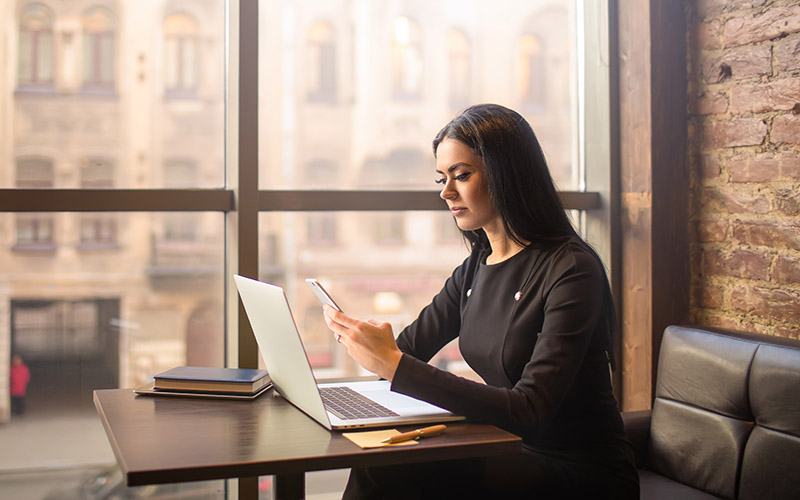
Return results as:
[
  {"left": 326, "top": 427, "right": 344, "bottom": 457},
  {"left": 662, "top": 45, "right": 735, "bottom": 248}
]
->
[{"left": 688, "top": 0, "right": 800, "bottom": 339}]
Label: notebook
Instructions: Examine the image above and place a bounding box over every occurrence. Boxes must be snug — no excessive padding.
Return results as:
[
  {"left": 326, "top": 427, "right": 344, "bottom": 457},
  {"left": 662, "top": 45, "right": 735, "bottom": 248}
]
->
[{"left": 233, "top": 274, "right": 464, "bottom": 430}]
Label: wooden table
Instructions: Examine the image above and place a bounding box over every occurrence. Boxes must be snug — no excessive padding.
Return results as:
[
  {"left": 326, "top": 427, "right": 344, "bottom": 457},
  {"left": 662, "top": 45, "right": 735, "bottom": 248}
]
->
[{"left": 94, "top": 388, "right": 522, "bottom": 499}]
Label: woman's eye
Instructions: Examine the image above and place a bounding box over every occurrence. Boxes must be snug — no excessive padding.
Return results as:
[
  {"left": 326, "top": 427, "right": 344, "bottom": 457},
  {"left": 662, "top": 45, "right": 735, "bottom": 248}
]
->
[
  {"left": 454, "top": 173, "right": 470, "bottom": 181},
  {"left": 434, "top": 178, "right": 446, "bottom": 185}
]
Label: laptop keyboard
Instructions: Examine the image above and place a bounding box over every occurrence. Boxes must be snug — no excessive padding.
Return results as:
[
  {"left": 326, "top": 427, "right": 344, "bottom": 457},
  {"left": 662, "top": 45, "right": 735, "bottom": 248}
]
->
[{"left": 319, "top": 386, "right": 399, "bottom": 420}]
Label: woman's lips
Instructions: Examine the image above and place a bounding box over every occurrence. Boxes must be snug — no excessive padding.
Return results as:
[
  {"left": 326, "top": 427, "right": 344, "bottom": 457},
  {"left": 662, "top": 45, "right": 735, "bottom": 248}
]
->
[{"left": 450, "top": 206, "right": 466, "bottom": 216}]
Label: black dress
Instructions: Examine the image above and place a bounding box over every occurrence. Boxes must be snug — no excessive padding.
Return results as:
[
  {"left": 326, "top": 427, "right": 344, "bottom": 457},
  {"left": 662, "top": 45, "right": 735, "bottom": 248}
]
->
[{"left": 343, "top": 238, "right": 639, "bottom": 499}]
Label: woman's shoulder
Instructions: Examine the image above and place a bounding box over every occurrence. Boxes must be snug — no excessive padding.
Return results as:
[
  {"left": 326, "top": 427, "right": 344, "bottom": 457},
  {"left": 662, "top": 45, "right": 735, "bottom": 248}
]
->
[{"left": 542, "top": 237, "right": 606, "bottom": 277}]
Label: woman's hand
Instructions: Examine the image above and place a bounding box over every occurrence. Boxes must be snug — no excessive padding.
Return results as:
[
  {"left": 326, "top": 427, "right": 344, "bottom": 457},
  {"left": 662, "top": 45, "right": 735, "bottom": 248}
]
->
[{"left": 322, "top": 305, "right": 403, "bottom": 381}]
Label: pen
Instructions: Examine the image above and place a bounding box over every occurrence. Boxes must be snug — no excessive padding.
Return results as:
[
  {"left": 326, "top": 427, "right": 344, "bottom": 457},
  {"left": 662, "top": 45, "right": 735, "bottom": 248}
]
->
[{"left": 381, "top": 424, "right": 447, "bottom": 444}]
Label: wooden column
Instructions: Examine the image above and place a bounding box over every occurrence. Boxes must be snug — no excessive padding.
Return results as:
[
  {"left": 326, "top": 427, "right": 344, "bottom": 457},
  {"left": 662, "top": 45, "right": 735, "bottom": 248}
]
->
[{"left": 616, "top": 0, "right": 689, "bottom": 410}]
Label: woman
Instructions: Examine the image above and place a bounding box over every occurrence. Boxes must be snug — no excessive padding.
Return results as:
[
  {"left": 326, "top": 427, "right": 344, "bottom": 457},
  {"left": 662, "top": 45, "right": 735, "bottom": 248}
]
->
[{"left": 324, "top": 104, "right": 639, "bottom": 499}]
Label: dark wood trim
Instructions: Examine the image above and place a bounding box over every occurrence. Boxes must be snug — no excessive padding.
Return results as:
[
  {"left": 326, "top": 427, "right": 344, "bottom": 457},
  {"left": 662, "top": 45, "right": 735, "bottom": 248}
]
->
[
  {"left": 0, "top": 189, "right": 600, "bottom": 213},
  {"left": 258, "top": 190, "right": 601, "bottom": 212},
  {"left": 0, "top": 189, "right": 234, "bottom": 211},
  {"left": 238, "top": 0, "right": 260, "bottom": 371},
  {"left": 607, "top": 0, "right": 623, "bottom": 401},
  {"left": 616, "top": 0, "right": 689, "bottom": 410},
  {"left": 649, "top": 0, "right": 689, "bottom": 396},
  {"left": 237, "top": 2, "right": 260, "bottom": 499}
]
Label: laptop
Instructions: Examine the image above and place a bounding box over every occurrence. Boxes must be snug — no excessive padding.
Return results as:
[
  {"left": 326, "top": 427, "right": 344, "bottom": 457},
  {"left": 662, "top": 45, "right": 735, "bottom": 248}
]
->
[{"left": 233, "top": 274, "right": 464, "bottom": 430}]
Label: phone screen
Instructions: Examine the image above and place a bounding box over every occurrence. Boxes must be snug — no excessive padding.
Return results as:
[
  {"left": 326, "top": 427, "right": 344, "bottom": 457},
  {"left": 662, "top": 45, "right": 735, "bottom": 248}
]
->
[{"left": 305, "top": 279, "right": 343, "bottom": 312}]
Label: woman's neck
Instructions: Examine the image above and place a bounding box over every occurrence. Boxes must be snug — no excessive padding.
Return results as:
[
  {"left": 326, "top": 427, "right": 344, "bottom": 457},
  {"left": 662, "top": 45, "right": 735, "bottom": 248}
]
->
[{"left": 484, "top": 229, "right": 528, "bottom": 265}]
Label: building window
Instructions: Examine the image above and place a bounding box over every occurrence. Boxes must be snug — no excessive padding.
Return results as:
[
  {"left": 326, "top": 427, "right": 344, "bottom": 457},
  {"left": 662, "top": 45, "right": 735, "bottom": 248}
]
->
[
  {"left": 82, "top": 6, "right": 116, "bottom": 91},
  {"left": 15, "top": 158, "right": 55, "bottom": 250},
  {"left": 391, "top": 16, "right": 422, "bottom": 100},
  {"left": 18, "top": 3, "right": 55, "bottom": 88},
  {"left": 306, "top": 21, "right": 336, "bottom": 103},
  {"left": 307, "top": 214, "right": 338, "bottom": 246},
  {"left": 448, "top": 28, "right": 470, "bottom": 108},
  {"left": 163, "top": 160, "right": 199, "bottom": 241},
  {"left": 164, "top": 13, "right": 199, "bottom": 98},
  {"left": 373, "top": 213, "right": 405, "bottom": 245},
  {"left": 518, "top": 34, "right": 546, "bottom": 110},
  {"left": 79, "top": 158, "right": 117, "bottom": 247}
]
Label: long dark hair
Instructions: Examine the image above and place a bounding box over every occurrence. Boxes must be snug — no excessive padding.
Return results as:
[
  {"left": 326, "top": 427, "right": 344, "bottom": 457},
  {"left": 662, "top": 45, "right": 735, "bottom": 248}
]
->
[
  {"left": 432, "top": 103, "right": 578, "bottom": 250},
  {"left": 433, "top": 103, "right": 618, "bottom": 370}
]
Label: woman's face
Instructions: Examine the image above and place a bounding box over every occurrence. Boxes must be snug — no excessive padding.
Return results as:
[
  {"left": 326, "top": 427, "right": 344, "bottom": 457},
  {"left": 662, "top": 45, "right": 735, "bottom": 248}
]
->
[{"left": 435, "top": 138, "right": 501, "bottom": 233}]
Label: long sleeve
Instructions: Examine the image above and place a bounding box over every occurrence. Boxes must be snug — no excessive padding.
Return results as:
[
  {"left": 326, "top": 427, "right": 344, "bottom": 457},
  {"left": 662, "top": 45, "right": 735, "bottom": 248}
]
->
[
  {"left": 391, "top": 241, "right": 623, "bottom": 450},
  {"left": 395, "top": 252, "right": 479, "bottom": 362}
]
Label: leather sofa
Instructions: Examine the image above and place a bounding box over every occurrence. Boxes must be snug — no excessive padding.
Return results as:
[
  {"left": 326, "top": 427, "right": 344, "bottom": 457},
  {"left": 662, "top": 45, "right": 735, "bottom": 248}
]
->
[{"left": 623, "top": 325, "right": 800, "bottom": 500}]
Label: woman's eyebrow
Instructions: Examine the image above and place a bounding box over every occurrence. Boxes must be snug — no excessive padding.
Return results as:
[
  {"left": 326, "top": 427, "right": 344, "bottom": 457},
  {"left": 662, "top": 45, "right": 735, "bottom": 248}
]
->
[{"left": 434, "top": 162, "right": 471, "bottom": 174}]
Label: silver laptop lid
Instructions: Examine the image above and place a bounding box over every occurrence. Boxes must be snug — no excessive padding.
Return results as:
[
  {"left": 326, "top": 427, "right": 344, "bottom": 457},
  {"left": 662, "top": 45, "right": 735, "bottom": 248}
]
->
[{"left": 233, "top": 275, "right": 333, "bottom": 430}]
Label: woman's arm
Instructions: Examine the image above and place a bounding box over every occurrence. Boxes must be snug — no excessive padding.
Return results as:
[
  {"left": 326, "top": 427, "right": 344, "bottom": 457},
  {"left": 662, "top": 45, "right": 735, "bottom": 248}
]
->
[
  {"left": 322, "top": 252, "right": 475, "bottom": 378},
  {"left": 392, "top": 246, "right": 608, "bottom": 443}
]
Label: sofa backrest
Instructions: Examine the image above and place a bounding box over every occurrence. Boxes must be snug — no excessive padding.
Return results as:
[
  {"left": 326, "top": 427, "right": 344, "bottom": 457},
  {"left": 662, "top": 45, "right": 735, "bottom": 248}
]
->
[{"left": 648, "top": 325, "right": 800, "bottom": 500}]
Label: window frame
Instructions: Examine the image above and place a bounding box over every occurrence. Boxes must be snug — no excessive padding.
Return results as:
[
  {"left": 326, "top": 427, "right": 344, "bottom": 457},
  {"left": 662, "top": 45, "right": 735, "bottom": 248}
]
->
[{"left": 0, "top": 2, "right": 614, "bottom": 497}]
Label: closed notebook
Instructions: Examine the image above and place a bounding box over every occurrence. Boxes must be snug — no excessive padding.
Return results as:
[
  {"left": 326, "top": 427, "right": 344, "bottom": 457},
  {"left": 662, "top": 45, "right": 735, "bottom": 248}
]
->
[{"left": 153, "top": 366, "right": 271, "bottom": 394}]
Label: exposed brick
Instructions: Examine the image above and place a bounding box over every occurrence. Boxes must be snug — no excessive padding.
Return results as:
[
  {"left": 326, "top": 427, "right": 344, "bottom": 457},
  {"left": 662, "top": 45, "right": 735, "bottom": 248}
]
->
[
  {"left": 723, "top": 5, "right": 800, "bottom": 48},
  {"left": 750, "top": 287, "right": 800, "bottom": 320},
  {"left": 700, "top": 154, "right": 722, "bottom": 179},
  {"left": 772, "top": 324, "right": 800, "bottom": 340},
  {"left": 694, "top": 19, "right": 723, "bottom": 50},
  {"left": 696, "top": 311, "right": 729, "bottom": 329},
  {"left": 774, "top": 37, "right": 800, "bottom": 75},
  {"left": 691, "top": 90, "right": 729, "bottom": 115},
  {"left": 697, "top": 0, "right": 767, "bottom": 20},
  {"left": 773, "top": 254, "right": 800, "bottom": 285},
  {"left": 702, "top": 118, "right": 767, "bottom": 148},
  {"left": 730, "top": 285, "right": 767, "bottom": 313},
  {"left": 703, "top": 186, "right": 771, "bottom": 213},
  {"left": 700, "top": 45, "right": 772, "bottom": 84},
  {"left": 705, "top": 248, "right": 771, "bottom": 280},
  {"left": 731, "top": 78, "right": 800, "bottom": 114},
  {"left": 696, "top": 218, "right": 729, "bottom": 242},
  {"left": 698, "top": 281, "right": 725, "bottom": 308},
  {"left": 728, "top": 153, "right": 781, "bottom": 182},
  {"left": 783, "top": 154, "right": 800, "bottom": 179},
  {"left": 771, "top": 114, "right": 800, "bottom": 144},
  {"left": 776, "top": 188, "right": 800, "bottom": 216},
  {"left": 732, "top": 220, "right": 800, "bottom": 250}
]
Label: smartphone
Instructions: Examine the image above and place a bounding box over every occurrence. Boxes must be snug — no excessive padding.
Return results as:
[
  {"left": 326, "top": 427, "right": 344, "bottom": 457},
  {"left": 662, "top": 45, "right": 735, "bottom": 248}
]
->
[{"left": 305, "top": 278, "right": 343, "bottom": 312}]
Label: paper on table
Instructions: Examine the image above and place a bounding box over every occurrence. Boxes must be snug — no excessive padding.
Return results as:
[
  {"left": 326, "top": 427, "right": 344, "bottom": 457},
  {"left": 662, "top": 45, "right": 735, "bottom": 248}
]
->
[{"left": 343, "top": 429, "right": 419, "bottom": 449}]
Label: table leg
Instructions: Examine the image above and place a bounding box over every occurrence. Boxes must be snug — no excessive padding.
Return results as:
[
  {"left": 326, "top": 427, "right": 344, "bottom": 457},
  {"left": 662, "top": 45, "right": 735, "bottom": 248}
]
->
[{"left": 274, "top": 472, "right": 305, "bottom": 500}]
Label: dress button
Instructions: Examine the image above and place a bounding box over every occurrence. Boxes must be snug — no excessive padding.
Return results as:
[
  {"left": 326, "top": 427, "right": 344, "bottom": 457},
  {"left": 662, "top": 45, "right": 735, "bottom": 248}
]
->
[
  {"left": 514, "top": 291, "right": 522, "bottom": 301},
  {"left": 466, "top": 289, "right": 472, "bottom": 298}
]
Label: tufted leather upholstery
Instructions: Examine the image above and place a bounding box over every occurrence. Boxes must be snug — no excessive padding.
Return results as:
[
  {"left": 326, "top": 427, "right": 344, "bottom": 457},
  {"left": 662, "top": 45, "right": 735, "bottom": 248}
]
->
[{"left": 624, "top": 325, "right": 800, "bottom": 500}]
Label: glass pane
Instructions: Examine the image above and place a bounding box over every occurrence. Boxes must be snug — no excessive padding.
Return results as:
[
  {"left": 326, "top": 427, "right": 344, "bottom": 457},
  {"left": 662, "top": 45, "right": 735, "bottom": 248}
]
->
[
  {"left": 0, "top": 212, "right": 225, "bottom": 499},
  {"left": 3, "top": 1, "right": 225, "bottom": 188},
  {"left": 259, "top": 211, "right": 479, "bottom": 380},
  {"left": 258, "top": 0, "right": 578, "bottom": 190}
]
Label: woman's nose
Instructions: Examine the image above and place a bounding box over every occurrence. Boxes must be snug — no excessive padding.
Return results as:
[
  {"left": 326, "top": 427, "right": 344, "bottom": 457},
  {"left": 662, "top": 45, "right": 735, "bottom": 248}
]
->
[{"left": 440, "top": 180, "right": 456, "bottom": 200}]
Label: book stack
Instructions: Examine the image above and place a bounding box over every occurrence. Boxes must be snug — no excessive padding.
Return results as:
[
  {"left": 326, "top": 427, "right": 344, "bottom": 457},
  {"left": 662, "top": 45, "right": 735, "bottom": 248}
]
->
[{"left": 136, "top": 366, "right": 272, "bottom": 400}]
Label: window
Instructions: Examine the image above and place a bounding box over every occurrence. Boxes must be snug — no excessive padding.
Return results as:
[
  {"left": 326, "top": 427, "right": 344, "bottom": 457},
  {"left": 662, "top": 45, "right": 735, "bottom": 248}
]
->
[
  {"left": 518, "top": 34, "right": 546, "bottom": 110},
  {"left": 15, "top": 158, "right": 54, "bottom": 249},
  {"left": 82, "top": 6, "right": 116, "bottom": 91},
  {"left": 391, "top": 16, "right": 422, "bottom": 100},
  {"left": 1, "top": 1, "right": 611, "bottom": 498},
  {"left": 447, "top": 29, "right": 470, "bottom": 108},
  {"left": 164, "top": 13, "right": 199, "bottom": 97},
  {"left": 372, "top": 213, "right": 405, "bottom": 245},
  {"left": 79, "top": 158, "right": 117, "bottom": 247},
  {"left": 163, "top": 160, "right": 200, "bottom": 242},
  {"left": 306, "top": 21, "right": 337, "bottom": 102},
  {"left": 18, "top": 3, "right": 54, "bottom": 88}
]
